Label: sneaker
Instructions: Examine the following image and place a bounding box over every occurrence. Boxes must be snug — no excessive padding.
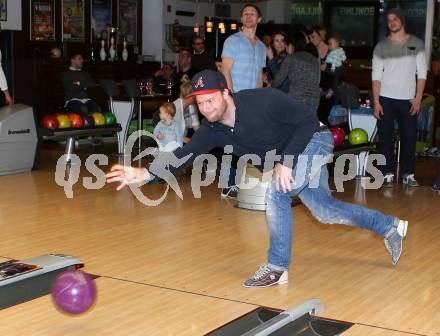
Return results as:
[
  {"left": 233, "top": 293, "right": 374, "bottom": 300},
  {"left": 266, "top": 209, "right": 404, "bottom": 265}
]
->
[
  {"left": 402, "top": 174, "right": 420, "bottom": 187},
  {"left": 384, "top": 219, "right": 408, "bottom": 265},
  {"left": 432, "top": 184, "right": 440, "bottom": 193},
  {"left": 383, "top": 173, "right": 395, "bottom": 188},
  {"left": 221, "top": 185, "right": 239, "bottom": 199},
  {"left": 243, "top": 265, "right": 288, "bottom": 288},
  {"left": 424, "top": 147, "right": 440, "bottom": 157}
]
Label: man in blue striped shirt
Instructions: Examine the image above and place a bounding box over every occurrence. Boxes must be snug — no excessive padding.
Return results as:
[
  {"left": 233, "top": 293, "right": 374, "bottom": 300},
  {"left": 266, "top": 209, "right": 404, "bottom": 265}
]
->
[
  {"left": 221, "top": 4, "right": 266, "bottom": 93},
  {"left": 220, "top": 4, "right": 267, "bottom": 198}
]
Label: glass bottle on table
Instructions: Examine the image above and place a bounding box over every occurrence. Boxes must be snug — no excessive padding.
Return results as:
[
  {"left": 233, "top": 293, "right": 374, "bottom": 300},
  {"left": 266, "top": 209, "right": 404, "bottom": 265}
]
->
[
  {"left": 138, "top": 80, "right": 145, "bottom": 95},
  {"left": 166, "top": 79, "right": 173, "bottom": 96},
  {"left": 145, "top": 78, "right": 154, "bottom": 95}
]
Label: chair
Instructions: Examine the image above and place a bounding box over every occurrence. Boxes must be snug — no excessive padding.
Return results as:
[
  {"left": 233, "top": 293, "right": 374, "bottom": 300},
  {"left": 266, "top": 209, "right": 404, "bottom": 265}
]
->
[
  {"left": 99, "top": 79, "right": 136, "bottom": 154},
  {"left": 121, "top": 79, "right": 143, "bottom": 150},
  {"left": 348, "top": 107, "right": 377, "bottom": 177},
  {"left": 100, "top": 79, "right": 120, "bottom": 115}
]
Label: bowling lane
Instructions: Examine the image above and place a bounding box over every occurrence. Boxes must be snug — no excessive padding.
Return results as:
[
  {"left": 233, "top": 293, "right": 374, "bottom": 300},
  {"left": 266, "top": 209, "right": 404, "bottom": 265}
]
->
[
  {"left": 2, "top": 169, "right": 440, "bottom": 335},
  {"left": 0, "top": 277, "right": 256, "bottom": 336},
  {"left": 346, "top": 325, "right": 417, "bottom": 335}
]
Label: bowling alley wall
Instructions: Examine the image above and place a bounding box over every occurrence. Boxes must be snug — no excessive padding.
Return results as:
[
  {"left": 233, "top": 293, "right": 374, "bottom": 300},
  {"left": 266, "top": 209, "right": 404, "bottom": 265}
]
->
[{"left": 10, "top": 0, "right": 145, "bottom": 118}]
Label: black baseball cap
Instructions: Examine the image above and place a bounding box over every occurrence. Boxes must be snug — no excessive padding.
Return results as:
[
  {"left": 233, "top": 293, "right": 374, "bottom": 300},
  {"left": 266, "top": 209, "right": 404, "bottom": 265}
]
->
[{"left": 186, "top": 70, "right": 227, "bottom": 98}]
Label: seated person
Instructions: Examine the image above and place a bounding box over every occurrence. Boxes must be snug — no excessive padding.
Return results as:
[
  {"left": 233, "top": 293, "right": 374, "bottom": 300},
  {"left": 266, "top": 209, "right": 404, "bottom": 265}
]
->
[
  {"left": 153, "top": 63, "right": 176, "bottom": 94},
  {"left": 62, "top": 53, "right": 101, "bottom": 114},
  {"left": 173, "top": 80, "right": 200, "bottom": 143},
  {"left": 191, "top": 36, "right": 216, "bottom": 72},
  {"left": 173, "top": 49, "right": 198, "bottom": 99},
  {"left": 153, "top": 102, "right": 182, "bottom": 152}
]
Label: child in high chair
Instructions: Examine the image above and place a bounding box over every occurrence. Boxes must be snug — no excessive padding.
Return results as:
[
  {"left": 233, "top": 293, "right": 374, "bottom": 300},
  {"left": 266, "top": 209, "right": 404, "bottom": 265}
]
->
[{"left": 153, "top": 102, "right": 182, "bottom": 152}]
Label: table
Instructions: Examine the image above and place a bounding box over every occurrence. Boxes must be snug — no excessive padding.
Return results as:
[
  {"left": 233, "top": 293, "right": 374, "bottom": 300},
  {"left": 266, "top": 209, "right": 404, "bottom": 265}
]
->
[
  {"left": 348, "top": 107, "right": 377, "bottom": 177},
  {"left": 111, "top": 94, "right": 171, "bottom": 152}
]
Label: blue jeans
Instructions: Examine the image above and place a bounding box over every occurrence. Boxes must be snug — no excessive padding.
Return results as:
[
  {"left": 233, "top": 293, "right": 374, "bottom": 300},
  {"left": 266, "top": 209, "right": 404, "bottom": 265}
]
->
[{"left": 266, "top": 130, "right": 396, "bottom": 270}]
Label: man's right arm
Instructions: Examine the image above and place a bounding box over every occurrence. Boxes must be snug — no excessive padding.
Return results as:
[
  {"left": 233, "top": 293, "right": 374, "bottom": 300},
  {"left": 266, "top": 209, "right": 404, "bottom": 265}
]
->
[
  {"left": 221, "top": 58, "right": 234, "bottom": 92},
  {"left": 147, "top": 124, "right": 218, "bottom": 182},
  {"left": 372, "top": 80, "right": 381, "bottom": 109},
  {"left": 107, "top": 124, "right": 218, "bottom": 189},
  {"left": 371, "top": 45, "right": 384, "bottom": 119},
  {"left": 221, "top": 36, "right": 236, "bottom": 91}
]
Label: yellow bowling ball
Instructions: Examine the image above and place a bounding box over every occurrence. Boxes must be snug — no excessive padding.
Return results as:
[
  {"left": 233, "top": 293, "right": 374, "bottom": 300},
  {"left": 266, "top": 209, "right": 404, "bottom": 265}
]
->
[
  {"left": 55, "top": 114, "right": 71, "bottom": 128},
  {"left": 91, "top": 112, "right": 106, "bottom": 126}
]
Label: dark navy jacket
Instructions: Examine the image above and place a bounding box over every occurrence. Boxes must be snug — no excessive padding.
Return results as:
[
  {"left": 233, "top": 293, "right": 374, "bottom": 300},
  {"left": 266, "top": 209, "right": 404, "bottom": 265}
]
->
[{"left": 149, "top": 88, "right": 319, "bottom": 176}]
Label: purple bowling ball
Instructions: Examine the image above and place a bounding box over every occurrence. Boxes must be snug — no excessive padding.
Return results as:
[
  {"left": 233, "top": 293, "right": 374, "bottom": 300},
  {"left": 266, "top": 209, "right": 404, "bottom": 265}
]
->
[
  {"left": 51, "top": 270, "right": 97, "bottom": 315},
  {"left": 82, "top": 115, "right": 95, "bottom": 128}
]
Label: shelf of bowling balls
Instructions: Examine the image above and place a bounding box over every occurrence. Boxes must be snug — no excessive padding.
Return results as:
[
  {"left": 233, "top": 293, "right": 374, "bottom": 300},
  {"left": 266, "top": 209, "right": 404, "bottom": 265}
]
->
[
  {"left": 39, "top": 124, "right": 122, "bottom": 141},
  {"left": 330, "top": 126, "right": 374, "bottom": 156},
  {"left": 39, "top": 112, "right": 121, "bottom": 140},
  {"left": 330, "top": 126, "right": 373, "bottom": 156},
  {"left": 333, "top": 141, "right": 374, "bottom": 157}
]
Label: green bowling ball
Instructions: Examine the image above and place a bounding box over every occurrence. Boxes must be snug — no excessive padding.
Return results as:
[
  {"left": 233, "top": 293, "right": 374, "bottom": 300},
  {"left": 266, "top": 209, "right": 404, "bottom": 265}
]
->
[
  {"left": 103, "top": 112, "right": 116, "bottom": 125},
  {"left": 348, "top": 128, "right": 368, "bottom": 145}
]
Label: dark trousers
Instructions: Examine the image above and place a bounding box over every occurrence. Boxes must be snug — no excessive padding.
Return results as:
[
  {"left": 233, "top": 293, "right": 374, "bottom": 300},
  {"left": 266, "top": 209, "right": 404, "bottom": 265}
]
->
[
  {"left": 209, "top": 148, "right": 238, "bottom": 187},
  {"left": 66, "top": 100, "right": 101, "bottom": 115},
  {"left": 377, "top": 96, "right": 417, "bottom": 176}
]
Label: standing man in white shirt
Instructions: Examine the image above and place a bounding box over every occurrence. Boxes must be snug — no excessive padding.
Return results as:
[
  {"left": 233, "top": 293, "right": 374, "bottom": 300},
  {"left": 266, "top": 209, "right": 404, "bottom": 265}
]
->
[
  {"left": 0, "top": 50, "right": 12, "bottom": 105},
  {"left": 372, "top": 8, "right": 427, "bottom": 187}
]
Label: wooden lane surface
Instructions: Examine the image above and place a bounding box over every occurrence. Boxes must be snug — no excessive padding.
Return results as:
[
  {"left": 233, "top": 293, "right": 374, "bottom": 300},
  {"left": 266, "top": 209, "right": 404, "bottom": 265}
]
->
[
  {"left": 1, "top": 163, "right": 439, "bottom": 335},
  {"left": 345, "top": 325, "right": 423, "bottom": 336},
  {"left": 0, "top": 277, "right": 256, "bottom": 336}
]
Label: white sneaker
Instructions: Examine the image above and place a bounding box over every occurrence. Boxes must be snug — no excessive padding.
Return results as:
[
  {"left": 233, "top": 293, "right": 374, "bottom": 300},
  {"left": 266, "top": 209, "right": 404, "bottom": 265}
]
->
[
  {"left": 402, "top": 174, "right": 420, "bottom": 187},
  {"left": 383, "top": 173, "right": 395, "bottom": 188}
]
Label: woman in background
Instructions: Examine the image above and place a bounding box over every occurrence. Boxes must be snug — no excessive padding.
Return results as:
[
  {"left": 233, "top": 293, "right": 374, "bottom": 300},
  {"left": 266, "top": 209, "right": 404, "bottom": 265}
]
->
[
  {"left": 266, "top": 31, "right": 289, "bottom": 93},
  {"left": 271, "top": 32, "right": 320, "bottom": 113}
]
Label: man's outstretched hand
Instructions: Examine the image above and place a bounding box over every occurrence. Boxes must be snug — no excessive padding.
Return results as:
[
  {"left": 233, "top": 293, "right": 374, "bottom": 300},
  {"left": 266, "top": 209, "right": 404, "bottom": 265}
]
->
[{"left": 106, "top": 165, "right": 151, "bottom": 190}]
